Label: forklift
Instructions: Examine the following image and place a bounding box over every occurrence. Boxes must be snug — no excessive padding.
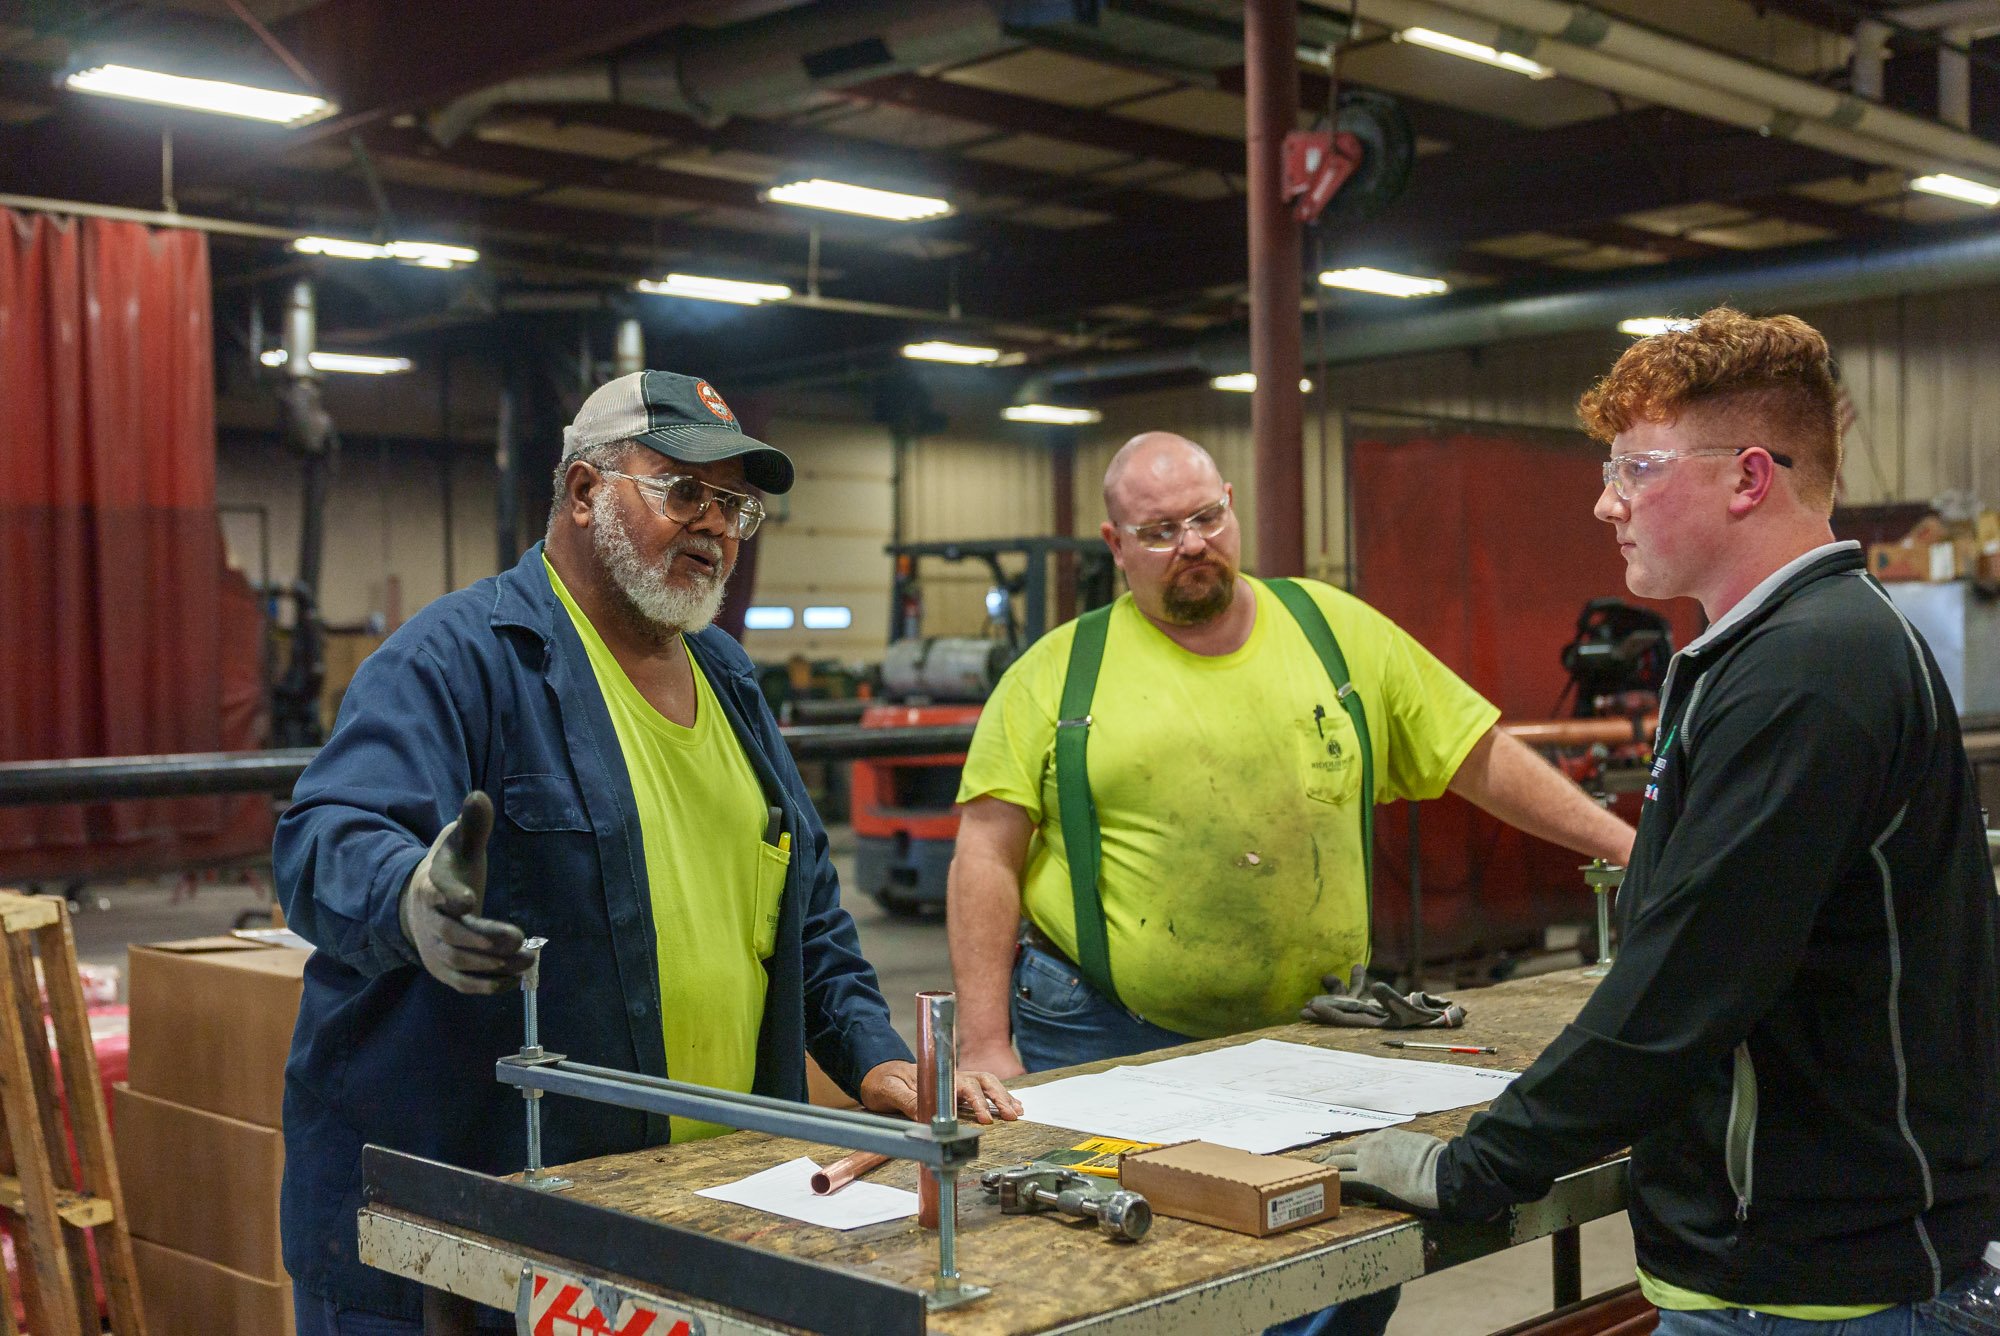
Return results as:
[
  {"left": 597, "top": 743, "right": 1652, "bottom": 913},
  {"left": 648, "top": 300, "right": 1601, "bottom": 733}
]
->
[{"left": 853, "top": 538, "right": 1116, "bottom": 915}]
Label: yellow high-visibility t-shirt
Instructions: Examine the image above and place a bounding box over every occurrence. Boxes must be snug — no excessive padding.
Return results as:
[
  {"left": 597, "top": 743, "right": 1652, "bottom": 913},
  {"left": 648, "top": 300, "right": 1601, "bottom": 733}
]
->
[
  {"left": 1638, "top": 1271, "right": 1891, "bottom": 1321},
  {"left": 957, "top": 576, "right": 1499, "bottom": 1038},
  {"left": 547, "top": 557, "right": 787, "bottom": 1140}
]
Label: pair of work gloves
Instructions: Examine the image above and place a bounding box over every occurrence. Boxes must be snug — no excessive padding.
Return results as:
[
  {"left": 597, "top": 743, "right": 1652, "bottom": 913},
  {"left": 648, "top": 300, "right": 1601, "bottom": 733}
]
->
[
  {"left": 1299, "top": 974, "right": 1468, "bottom": 1029},
  {"left": 1300, "top": 970, "right": 1461, "bottom": 1213},
  {"left": 400, "top": 792, "right": 537, "bottom": 993}
]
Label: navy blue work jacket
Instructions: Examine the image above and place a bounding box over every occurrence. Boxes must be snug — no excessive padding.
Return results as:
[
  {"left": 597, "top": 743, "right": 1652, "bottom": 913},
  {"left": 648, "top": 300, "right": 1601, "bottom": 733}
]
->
[{"left": 274, "top": 543, "right": 912, "bottom": 1318}]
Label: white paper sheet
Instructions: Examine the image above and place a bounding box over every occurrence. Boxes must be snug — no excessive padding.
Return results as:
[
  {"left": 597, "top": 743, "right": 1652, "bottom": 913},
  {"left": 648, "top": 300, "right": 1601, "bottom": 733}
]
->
[
  {"left": 694, "top": 1157, "right": 918, "bottom": 1230},
  {"left": 1131, "top": 1038, "right": 1521, "bottom": 1116},
  {"left": 1014, "top": 1067, "right": 1407, "bottom": 1153}
]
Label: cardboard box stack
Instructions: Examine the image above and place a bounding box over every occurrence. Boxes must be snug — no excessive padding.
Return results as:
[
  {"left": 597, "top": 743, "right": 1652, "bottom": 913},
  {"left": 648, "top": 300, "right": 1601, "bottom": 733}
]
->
[
  {"left": 117, "top": 937, "right": 309, "bottom": 1336},
  {"left": 1869, "top": 510, "right": 2000, "bottom": 584}
]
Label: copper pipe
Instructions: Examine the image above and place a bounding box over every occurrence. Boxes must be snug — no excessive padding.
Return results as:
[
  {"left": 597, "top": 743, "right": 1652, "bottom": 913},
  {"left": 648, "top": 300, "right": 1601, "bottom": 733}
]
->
[
  {"left": 1501, "top": 717, "right": 1659, "bottom": 748},
  {"left": 811, "top": 1150, "right": 891, "bottom": 1195}
]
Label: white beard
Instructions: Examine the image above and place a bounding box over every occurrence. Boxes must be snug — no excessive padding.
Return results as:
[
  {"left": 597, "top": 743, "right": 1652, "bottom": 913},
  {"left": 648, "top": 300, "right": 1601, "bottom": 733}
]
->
[{"left": 591, "top": 486, "right": 733, "bottom": 634}]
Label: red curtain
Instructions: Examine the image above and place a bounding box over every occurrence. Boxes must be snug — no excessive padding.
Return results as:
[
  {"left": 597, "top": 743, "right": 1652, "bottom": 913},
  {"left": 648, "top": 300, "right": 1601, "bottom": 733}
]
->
[
  {"left": 1350, "top": 431, "right": 1701, "bottom": 967},
  {"left": 0, "top": 208, "right": 270, "bottom": 882}
]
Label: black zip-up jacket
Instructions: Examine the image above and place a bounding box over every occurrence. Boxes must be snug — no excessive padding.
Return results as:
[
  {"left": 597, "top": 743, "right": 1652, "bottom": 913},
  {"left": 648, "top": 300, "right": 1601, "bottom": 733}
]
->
[{"left": 1436, "top": 543, "right": 2000, "bottom": 1305}]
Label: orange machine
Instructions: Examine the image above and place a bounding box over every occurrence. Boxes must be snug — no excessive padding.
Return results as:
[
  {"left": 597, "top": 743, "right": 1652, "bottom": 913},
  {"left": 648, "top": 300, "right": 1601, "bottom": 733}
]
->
[
  {"left": 851, "top": 539, "right": 1115, "bottom": 915},
  {"left": 850, "top": 703, "right": 985, "bottom": 916}
]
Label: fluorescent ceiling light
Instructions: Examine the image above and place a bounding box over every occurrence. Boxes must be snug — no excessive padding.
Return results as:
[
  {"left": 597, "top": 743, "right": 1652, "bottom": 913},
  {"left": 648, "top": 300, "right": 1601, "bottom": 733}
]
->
[
  {"left": 765, "top": 178, "right": 952, "bottom": 222},
  {"left": 1911, "top": 173, "right": 2000, "bottom": 207},
  {"left": 65, "top": 63, "right": 334, "bottom": 124},
  {"left": 386, "top": 240, "right": 478, "bottom": 266},
  {"left": 801, "top": 605, "right": 854, "bottom": 630},
  {"left": 634, "top": 274, "right": 793, "bottom": 306},
  {"left": 743, "top": 606, "right": 796, "bottom": 630},
  {"left": 1211, "top": 373, "right": 1313, "bottom": 393},
  {"left": 1003, "top": 404, "right": 1102, "bottom": 426},
  {"left": 261, "top": 350, "right": 413, "bottom": 375},
  {"left": 1396, "top": 28, "right": 1553, "bottom": 79},
  {"left": 1618, "top": 317, "right": 1696, "bottom": 337},
  {"left": 292, "top": 237, "right": 479, "bottom": 268},
  {"left": 1320, "top": 267, "right": 1450, "bottom": 298},
  {"left": 294, "top": 236, "right": 391, "bottom": 260},
  {"left": 903, "top": 341, "right": 1002, "bottom": 365}
]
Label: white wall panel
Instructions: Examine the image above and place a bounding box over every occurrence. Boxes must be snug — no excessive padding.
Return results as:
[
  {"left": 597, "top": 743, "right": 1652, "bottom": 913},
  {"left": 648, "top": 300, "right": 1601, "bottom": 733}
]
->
[{"left": 739, "top": 415, "right": 893, "bottom": 663}]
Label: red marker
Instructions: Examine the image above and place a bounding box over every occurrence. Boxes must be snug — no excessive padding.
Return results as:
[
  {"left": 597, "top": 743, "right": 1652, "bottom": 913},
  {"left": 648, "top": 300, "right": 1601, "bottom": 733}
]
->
[{"left": 1381, "top": 1040, "right": 1497, "bottom": 1055}]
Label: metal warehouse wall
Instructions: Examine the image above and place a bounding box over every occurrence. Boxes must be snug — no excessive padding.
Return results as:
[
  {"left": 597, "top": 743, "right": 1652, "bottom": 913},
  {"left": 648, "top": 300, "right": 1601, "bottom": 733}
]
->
[
  {"left": 1059, "top": 286, "right": 2000, "bottom": 584},
  {"left": 208, "top": 284, "right": 2000, "bottom": 665}
]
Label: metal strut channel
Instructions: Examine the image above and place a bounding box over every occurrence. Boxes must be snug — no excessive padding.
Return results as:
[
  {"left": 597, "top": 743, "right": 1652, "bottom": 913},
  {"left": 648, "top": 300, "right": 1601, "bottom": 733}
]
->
[{"left": 493, "top": 1057, "right": 983, "bottom": 1168}]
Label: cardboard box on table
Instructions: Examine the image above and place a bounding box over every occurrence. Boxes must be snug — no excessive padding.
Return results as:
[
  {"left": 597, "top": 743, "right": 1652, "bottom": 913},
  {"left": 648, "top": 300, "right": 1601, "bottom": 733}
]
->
[{"left": 1120, "top": 1140, "right": 1341, "bottom": 1237}]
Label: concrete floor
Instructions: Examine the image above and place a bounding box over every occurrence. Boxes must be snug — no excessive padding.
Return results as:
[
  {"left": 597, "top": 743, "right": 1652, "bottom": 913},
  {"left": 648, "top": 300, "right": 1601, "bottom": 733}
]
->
[{"left": 59, "top": 825, "right": 1637, "bottom": 1336}]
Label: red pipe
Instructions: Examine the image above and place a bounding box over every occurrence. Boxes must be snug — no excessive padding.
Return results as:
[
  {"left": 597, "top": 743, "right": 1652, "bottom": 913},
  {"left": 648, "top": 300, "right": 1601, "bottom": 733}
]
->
[{"left": 1245, "top": 0, "right": 1306, "bottom": 576}]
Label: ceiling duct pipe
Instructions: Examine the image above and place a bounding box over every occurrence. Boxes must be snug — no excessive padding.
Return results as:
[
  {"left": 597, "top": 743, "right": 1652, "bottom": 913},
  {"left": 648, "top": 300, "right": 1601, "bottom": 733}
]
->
[
  {"left": 1028, "top": 214, "right": 2000, "bottom": 392},
  {"left": 1854, "top": 18, "right": 1892, "bottom": 102},
  {"left": 613, "top": 317, "right": 646, "bottom": 377},
  {"left": 427, "top": 0, "right": 1016, "bottom": 146},
  {"left": 1374, "top": 0, "right": 2000, "bottom": 179}
]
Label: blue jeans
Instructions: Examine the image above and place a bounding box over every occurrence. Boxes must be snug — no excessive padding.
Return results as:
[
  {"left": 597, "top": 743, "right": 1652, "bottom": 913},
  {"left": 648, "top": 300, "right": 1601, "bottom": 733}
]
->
[
  {"left": 1655, "top": 1275, "right": 1981, "bottom": 1336},
  {"left": 1010, "top": 941, "right": 1400, "bottom": 1336},
  {"left": 1011, "top": 941, "right": 1193, "bottom": 1072}
]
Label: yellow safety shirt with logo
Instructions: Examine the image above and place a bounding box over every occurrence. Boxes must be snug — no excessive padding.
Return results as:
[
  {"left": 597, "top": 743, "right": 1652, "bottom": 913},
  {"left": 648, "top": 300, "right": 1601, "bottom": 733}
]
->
[
  {"left": 547, "top": 556, "right": 787, "bottom": 1140},
  {"left": 958, "top": 576, "right": 1499, "bottom": 1038}
]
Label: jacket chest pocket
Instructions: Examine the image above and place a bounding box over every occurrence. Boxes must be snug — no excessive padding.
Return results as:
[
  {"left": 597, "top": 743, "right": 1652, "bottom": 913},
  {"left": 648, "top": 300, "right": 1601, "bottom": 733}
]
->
[
  {"left": 495, "top": 772, "right": 599, "bottom": 934},
  {"left": 1300, "top": 704, "right": 1363, "bottom": 807},
  {"left": 754, "top": 842, "right": 790, "bottom": 960}
]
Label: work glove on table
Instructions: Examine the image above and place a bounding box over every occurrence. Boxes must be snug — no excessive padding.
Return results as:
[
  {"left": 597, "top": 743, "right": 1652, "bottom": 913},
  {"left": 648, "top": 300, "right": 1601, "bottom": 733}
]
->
[
  {"left": 399, "top": 791, "right": 535, "bottom": 994},
  {"left": 1300, "top": 977, "right": 1468, "bottom": 1029},
  {"left": 1317, "top": 1129, "right": 1447, "bottom": 1214}
]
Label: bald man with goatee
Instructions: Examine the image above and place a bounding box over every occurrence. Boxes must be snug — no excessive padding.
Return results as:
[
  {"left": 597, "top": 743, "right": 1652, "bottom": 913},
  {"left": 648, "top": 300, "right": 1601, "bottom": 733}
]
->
[{"left": 948, "top": 432, "right": 1634, "bottom": 1336}]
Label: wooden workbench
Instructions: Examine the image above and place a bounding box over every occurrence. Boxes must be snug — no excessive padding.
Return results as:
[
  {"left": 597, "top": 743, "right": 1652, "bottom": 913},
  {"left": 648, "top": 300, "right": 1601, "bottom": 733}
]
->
[{"left": 360, "top": 968, "right": 1625, "bottom": 1335}]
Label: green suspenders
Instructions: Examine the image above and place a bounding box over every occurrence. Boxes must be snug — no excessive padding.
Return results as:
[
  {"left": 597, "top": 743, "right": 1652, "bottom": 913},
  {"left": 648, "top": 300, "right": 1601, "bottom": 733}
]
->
[
  {"left": 1054, "top": 604, "right": 1115, "bottom": 1003},
  {"left": 1053, "top": 578, "right": 1374, "bottom": 1008}
]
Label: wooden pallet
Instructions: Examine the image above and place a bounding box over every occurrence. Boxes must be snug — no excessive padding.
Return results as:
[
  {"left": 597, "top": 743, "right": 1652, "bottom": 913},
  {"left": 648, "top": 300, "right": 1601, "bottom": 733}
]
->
[{"left": 0, "top": 891, "right": 143, "bottom": 1335}]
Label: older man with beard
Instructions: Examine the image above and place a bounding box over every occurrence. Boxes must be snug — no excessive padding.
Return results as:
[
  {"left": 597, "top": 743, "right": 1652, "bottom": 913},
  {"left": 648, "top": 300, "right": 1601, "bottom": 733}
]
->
[
  {"left": 949, "top": 431, "right": 1634, "bottom": 1336},
  {"left": 275, "top": 371, "right": 1018, "bottom": 1336}
]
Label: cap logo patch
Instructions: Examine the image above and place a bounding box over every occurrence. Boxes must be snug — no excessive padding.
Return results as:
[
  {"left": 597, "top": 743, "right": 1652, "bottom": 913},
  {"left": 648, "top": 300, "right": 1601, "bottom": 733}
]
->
[{"left": 695, "top": 380, "right": 736, "bottom": 424}]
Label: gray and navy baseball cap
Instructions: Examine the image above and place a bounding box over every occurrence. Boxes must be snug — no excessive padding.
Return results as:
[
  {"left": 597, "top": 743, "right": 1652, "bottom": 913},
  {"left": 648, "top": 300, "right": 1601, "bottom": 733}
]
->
[{"left": 563, "top": 370, "right": 794, "bottom": 494}]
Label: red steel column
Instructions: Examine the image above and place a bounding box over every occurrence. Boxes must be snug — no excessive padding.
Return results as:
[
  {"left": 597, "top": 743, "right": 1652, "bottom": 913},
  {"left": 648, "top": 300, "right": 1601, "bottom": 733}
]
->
[{"left": 1245, "top": 0, "right": 1306, "bottom": 576}]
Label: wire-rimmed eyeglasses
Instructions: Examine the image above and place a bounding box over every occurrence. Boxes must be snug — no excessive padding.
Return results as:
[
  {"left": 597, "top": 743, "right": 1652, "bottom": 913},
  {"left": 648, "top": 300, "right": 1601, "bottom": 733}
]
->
[{"left": 597, "top": 469, "right": 766, "bottom": 539}]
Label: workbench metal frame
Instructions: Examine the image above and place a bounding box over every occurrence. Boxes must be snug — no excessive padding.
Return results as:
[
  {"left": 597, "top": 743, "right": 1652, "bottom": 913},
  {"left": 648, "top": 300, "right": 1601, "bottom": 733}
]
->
[{"left": 357, "top": 1154, "right": 1627, "bottom": 1335}]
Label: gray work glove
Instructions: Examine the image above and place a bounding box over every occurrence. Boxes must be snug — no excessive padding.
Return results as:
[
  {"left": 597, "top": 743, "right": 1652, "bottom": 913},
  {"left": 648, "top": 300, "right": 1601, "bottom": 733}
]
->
[
  {"left": 1316, "top": 1129, "right": 1446, "bottom": 1214},
  {"left": 399, "top": 791, "right": 533, "bottom": 994},
  {"left": 1301, "top": 978, "right": 1468, "bottom": 1029}
]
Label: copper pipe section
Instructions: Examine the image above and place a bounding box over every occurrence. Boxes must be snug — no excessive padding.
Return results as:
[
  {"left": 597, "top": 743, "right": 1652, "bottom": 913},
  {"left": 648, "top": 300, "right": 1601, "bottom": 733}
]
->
[
  {"left": 811, "top": 1150, "right": 891, "bottom": 1196},
  {"left": 1501, "top": 716, "right": 1659, "bottom": 748}
]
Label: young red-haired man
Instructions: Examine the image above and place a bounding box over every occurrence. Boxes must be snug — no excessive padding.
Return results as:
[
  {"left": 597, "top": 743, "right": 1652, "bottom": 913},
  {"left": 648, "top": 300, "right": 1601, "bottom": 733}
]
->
[{"left": 1329, "top": 308, "right": 2000, "bottom": 1336}]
